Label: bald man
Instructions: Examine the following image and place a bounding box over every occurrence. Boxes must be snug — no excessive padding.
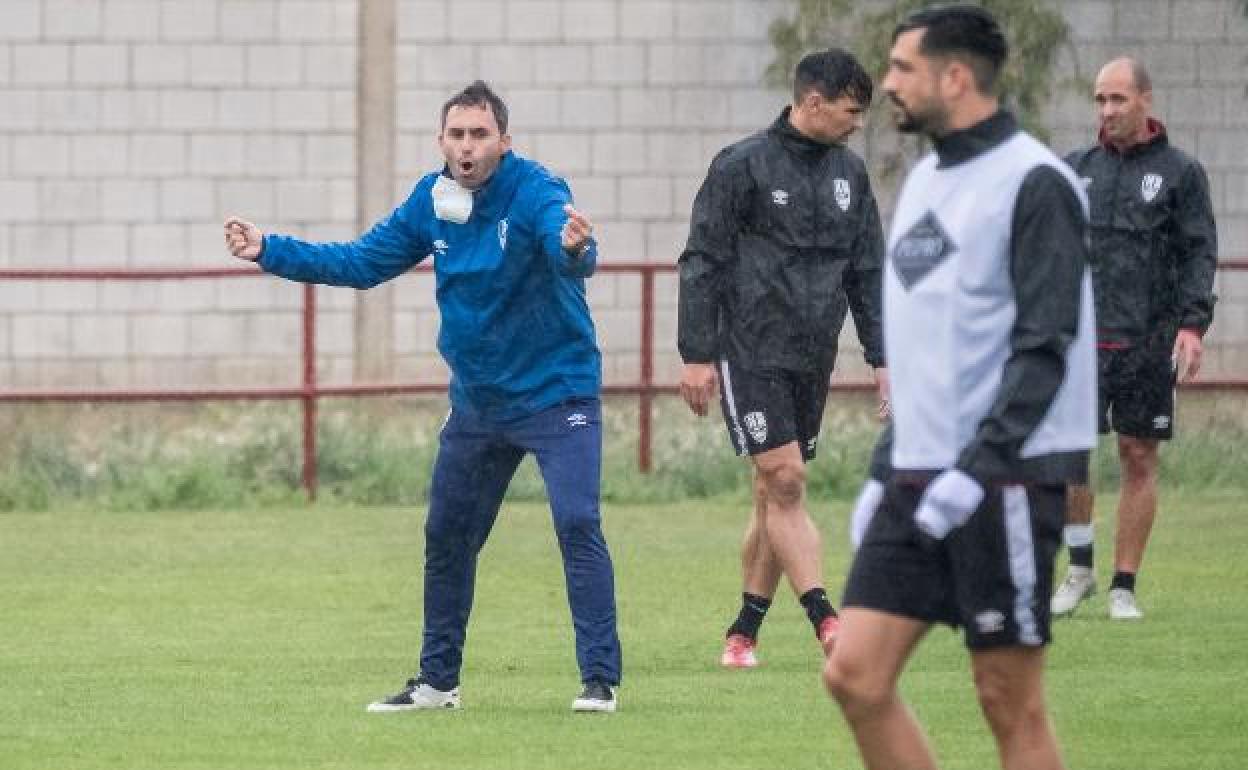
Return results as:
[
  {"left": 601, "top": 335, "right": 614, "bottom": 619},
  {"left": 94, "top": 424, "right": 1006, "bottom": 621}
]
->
[{"left": 1051, "top": 57, "right": 1217, "bottom": 620}]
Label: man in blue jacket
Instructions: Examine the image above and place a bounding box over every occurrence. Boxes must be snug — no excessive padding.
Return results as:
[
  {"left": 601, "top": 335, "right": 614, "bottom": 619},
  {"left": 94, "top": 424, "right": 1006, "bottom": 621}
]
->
[{"left": 224, "top": 81, "right": 622, "bottom": 713}]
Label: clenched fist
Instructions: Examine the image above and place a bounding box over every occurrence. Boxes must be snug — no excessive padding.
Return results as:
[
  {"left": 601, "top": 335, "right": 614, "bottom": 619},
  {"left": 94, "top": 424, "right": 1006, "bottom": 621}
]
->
[
  {"left": 223, "top": 217, "right": 264, "bottom": 261},
  {"left": 561, "top": 204, "right": 594, "bottom": 255}
]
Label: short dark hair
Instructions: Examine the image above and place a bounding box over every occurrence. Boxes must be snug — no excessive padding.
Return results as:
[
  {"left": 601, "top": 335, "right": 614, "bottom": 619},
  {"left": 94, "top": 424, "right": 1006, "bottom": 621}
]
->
[
  {"left": 793, "top": 48, "right": 873, "bottom": 107},
  {"left": 893, "top": 5, "right": 1008, "bottom": 92},
  {"left": 1127, "top": 58, "right": 1152, "bottom": 93},
  {"left": 440, "top": 80, "right": 509, "bottom": 134}
]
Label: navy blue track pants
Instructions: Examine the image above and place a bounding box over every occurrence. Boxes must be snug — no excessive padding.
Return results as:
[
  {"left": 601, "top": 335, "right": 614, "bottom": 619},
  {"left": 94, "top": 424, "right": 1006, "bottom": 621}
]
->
[{"left": 418, "top": 398, "right": 621, "bottom": 690}]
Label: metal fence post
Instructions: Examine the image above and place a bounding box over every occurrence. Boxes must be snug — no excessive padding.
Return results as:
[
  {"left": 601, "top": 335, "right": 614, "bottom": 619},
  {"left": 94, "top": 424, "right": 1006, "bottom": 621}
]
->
[
  {"left": 302, "top": 284, "right": 319, "bottom": 501},
  {"left": 639, "top": 268, "right": 655, "bottom": 473}
]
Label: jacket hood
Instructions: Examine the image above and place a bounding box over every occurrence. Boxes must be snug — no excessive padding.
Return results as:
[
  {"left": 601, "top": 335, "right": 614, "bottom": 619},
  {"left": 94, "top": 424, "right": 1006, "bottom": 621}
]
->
[{"left": 1098, "top": 117, "right": 1167, "bottom": 156}]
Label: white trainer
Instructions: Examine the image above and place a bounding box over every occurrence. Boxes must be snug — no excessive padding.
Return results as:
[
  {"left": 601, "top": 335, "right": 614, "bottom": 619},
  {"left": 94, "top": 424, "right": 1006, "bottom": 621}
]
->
[
  {"left": 367, "top": 678, "right": 462, "bottom": 712},
  {"left": 1108, "top": 587, "right": 1144, "bottom": 620},
  {"left": 1051, "top": 566, "right": 1096, "bottom": 616}
]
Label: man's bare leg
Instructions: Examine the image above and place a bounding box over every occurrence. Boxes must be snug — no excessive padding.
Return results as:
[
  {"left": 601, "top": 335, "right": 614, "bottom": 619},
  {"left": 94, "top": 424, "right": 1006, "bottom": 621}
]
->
[
  {"left": 723, "top": 473, "right": 784, "bottom": 660},
  {"left": 970, "top": 646, "right": 1066, "bottom": 770},
  {"left": 752, "top": 442, "right": 823, "bottom": 594},
  {"left": 824, "top": 607, "right": 937, "bottom": 770},
  {"left": 1052, "top": 484, "right": 1097, "bottom": 615},
  {"left": 1114, "top": 435, "right": 1160, "bottom": 575},
  {"left": 741, "top": 471, "right": 784, "bottom": 599}
]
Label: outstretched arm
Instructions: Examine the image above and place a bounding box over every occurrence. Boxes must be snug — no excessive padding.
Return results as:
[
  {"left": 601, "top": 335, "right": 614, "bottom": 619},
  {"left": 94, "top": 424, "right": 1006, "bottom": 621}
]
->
[{"left": 222, "top": 184, "right": 433, "bottom": 289}]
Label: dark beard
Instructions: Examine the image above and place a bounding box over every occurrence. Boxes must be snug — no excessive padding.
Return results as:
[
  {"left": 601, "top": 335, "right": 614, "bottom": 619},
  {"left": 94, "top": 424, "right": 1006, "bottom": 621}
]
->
[
  {"left": 889, "top": 95, "right": 925, "bottom": 134},
  {"left": 893, "top": 104, "right": 947, "bottom": 139},
  {"left": 895, "top": 110, "right": 922, "bottom": 133}
]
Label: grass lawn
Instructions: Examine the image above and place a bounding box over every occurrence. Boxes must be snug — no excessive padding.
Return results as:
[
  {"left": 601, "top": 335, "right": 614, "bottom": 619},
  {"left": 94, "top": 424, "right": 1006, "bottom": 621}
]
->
[{"left": 2, "top": 488, "right": 1245, "bottom": 769}]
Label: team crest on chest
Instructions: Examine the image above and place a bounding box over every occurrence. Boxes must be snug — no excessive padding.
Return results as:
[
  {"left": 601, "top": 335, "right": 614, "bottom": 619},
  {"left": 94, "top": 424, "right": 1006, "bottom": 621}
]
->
[
  {"left": 834, "top": 178, "right": 851, "bottom": 211},
  {"left": 743, "top": 411, "right": 768, "bottom": 444},
  {"left": 498, "top": 218, "right": 509, "bottom": 250},
  {"left": 1141, "top": 173, "right": 1163, "bottom": 203},
  {"left": 771, "top": 189, "right": 789, "bottom": 206}
]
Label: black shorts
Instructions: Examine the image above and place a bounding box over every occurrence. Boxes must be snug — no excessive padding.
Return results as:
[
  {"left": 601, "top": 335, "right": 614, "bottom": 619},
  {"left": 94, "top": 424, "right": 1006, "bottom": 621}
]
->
[
  {"left": 1098, "top": 344, "right": 1175, "bottom": 440},
  {"left": 842, "top": 479, "right": 1065, "bottom": 649},
  {"left": 717, "top": 359, "right": 829, "bottom": 462}
]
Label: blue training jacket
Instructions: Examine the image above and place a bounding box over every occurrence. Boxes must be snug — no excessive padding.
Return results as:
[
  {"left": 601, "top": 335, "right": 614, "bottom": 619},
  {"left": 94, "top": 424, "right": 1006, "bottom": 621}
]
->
[{"left": 258, "top": 151, "right": 601, "bottom": 422}]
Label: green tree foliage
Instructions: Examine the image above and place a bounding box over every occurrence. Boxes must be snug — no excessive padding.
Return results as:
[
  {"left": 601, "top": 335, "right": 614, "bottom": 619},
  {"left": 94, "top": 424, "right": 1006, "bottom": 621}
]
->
[{"left": 767, "top": 0, "right": 1072, "bottom": 139}]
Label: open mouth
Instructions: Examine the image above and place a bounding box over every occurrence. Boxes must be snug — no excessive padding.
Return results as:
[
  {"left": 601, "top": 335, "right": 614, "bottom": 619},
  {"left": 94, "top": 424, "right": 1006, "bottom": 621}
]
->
[{"left": 458, "top": 159, "right": 476, "bottom": 176}]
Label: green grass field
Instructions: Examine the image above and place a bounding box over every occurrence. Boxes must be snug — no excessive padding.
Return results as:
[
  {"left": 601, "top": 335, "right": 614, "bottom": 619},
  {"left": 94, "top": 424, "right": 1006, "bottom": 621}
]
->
[{"left": 2, "top": 489, "right": 1245, "bottom": 770}]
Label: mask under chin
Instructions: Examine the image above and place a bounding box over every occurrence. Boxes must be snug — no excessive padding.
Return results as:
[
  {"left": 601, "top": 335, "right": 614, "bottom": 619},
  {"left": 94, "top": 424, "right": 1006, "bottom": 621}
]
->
[{"left": 432, "top": 175, "right": 473, "bottom": 224}]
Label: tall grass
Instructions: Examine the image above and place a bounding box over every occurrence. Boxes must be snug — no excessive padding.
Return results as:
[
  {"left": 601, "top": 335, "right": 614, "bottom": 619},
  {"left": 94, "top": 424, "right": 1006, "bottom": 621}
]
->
[{"left": 2, "top": 393, "right": 1247, "bottom": 512}]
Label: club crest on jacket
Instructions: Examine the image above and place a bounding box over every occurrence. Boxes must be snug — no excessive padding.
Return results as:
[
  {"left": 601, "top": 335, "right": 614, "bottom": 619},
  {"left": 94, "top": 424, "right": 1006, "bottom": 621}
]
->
[
  {"left": 834, "top": 178, "right": 851, "bottom": 211},
  {"left": 1141, "top": 173, "right": 1163, "bottom": 203}
]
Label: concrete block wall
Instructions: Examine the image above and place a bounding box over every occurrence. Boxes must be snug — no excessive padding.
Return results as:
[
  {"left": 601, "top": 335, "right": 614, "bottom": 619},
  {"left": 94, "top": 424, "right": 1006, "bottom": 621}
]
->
[
  {"left": 1, "top": 0, "right": 1245, "bottom": 390},
  {"left": 0, "top": 0, "right": 360, "bottom": 388}
]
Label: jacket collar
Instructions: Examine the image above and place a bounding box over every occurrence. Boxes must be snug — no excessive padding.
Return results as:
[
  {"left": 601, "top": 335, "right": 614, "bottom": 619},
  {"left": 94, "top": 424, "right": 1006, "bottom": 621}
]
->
[
  {"left": 440, "top": 151, "right": 524, "bottom": 221},
  {"left": 770, "top": 107, "right": 834, "bottom": 161},
  {"left": 1098, "top": 117, "right": 1168, "bottom": 156},
  {"left": 932, "top": 109, "right": 1019, "bottom": 169}
]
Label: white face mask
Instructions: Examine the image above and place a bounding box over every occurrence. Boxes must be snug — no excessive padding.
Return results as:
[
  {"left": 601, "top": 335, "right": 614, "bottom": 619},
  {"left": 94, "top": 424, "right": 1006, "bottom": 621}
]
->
[{"left": 432, "top": 175, "right": 473, "bottom": 224}]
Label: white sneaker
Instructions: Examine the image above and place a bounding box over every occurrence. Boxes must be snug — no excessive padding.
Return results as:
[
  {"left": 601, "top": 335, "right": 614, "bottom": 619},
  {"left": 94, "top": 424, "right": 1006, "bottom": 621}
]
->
[
  {"left": 1108, "top": 588, "right": 1144, "bottom": 620},
  {"left": 1051, "top": 566, "right": 1096, "bottom": 616},
  {"left": 572, "top": 681, "right": 617, "bottom": 713},
  {"left": 367, "top": 677, "right": 461, "bottom": 712}
]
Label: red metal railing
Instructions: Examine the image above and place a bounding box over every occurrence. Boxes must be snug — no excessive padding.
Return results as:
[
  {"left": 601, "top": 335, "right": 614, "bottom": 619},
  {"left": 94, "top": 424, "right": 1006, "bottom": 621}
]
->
[
  {"left": 0, "top": 263, "right": 679, "bottom": 498},
  {"left": 3, "top": 259, "right": 1247, "bottom": 499}
]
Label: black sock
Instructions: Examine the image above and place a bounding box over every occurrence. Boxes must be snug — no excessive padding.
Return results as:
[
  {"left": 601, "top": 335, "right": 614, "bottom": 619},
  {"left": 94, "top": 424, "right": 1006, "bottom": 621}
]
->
[
  {"left": 1069, "top": 544, "right": 1094, "bottom": 569},
  {"left": 799, "top": 587, "right": 836, "bottom": 633},
  {"left": 1111, "top": 571, "right": 1136, "bottom": 593},
  {"left": 726, "top": 593, "right": 772, "bottom": 640}
]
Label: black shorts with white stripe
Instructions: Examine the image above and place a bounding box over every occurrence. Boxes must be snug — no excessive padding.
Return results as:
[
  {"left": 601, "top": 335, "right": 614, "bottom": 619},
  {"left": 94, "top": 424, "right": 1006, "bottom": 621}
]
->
[
  {"left": 716, "top": 359, "right": 830, "bottom": 462},
  {"left": 842, "top": 479, "right": 1065, "bottom": 649}
]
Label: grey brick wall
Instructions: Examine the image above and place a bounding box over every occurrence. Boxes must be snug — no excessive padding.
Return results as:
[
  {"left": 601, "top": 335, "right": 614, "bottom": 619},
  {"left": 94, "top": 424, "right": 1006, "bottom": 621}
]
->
[
  {"left": 0, "top": 0, "right": 359, "bottom": 388},
  {"left": 1, "top": 0, "right": 1245, "bottom": 389}
]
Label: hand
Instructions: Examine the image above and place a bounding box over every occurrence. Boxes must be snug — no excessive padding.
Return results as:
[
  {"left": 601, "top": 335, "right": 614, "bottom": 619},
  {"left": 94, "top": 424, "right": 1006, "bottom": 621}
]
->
[
  {"left": 872, "top": 367, "right": 890, "bottom": 422},
  {"left": 914, "top": 469, "right": 984, "bottom": 541},
  {"left": 223, "top": 217, "right": 264, "bottom": 261},
  {"left": 849, "top": 478, "right": 885, "bottom": 549},
  {"left": 680, "top": 363, "right": 719, "bottom": 417},
  {"left": 1172, "top": 329, "right": 1203, "bottom": 384},
  {"left": 561, "top": 204, "right": 593, "bottom": 254}
]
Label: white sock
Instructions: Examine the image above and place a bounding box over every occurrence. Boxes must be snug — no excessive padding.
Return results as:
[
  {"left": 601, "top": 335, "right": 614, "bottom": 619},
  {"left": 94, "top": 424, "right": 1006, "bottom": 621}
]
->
[{"left": 1063, "top": 523, "right": 1094, "bottom": 548}]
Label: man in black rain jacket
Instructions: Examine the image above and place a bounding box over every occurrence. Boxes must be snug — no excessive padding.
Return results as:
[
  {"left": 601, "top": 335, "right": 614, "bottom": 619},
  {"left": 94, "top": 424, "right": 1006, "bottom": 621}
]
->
[
  {"left": 677, "top": 48, "right": 887, "bottom": 668},
  {"left": 1051, "top": 56, "right": 1217, "bottom": 621}
]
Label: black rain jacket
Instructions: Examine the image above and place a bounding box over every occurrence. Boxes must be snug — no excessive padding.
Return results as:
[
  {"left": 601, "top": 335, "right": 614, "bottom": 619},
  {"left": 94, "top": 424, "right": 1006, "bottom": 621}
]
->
[
  {"left": 1065, "top": 122, "right": 1217, "bottom": 348},
  {"left": 678, "top": 108, "right": 885, "bottom": 374}
]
